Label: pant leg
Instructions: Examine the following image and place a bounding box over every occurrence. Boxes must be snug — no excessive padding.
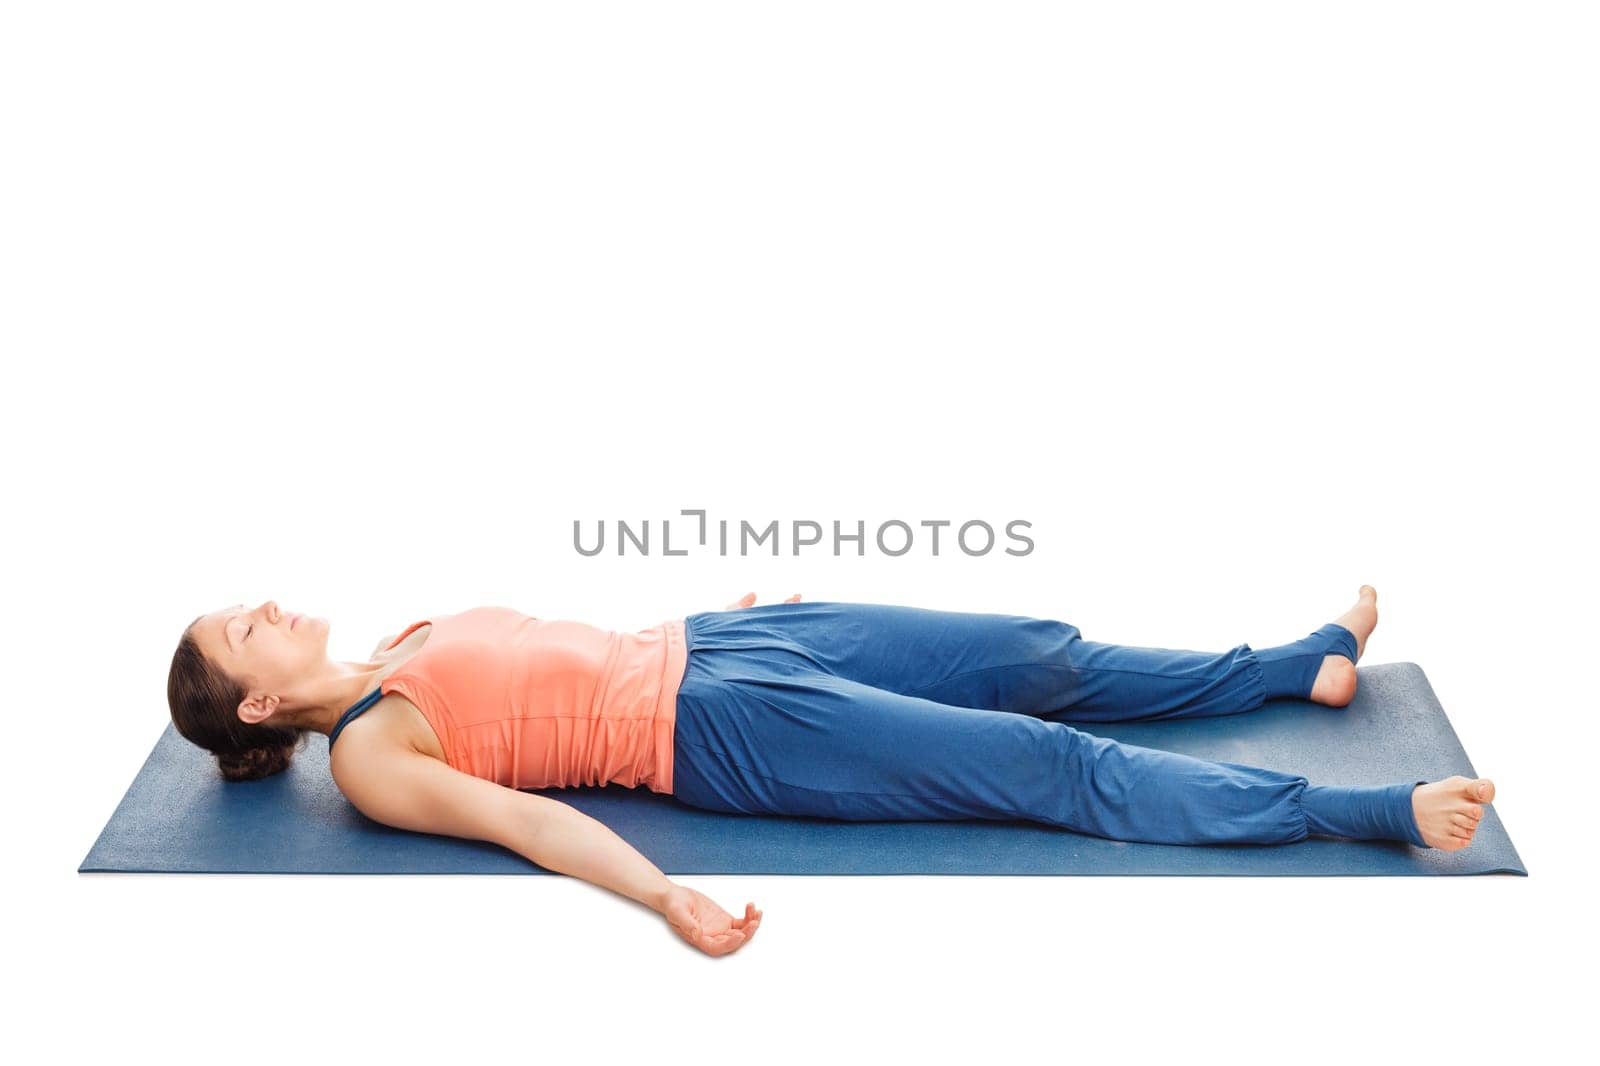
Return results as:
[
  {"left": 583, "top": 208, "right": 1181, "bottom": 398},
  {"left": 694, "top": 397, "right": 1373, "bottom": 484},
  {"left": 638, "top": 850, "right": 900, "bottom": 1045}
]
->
[
  {"left": 671, "top": 650, "right": 1427, "bottom": 846},
  {"left": 685, "top": 601, "right": 1357, "bottom": 724},
  {"left": 1009, "top": 621, "right": 1356, "bottom": 722}
]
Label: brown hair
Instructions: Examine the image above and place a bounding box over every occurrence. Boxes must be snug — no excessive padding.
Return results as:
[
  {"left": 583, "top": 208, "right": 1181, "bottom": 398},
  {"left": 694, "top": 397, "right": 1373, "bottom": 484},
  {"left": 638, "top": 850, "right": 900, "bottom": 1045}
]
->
[{"left": 167, "top": 620, "right": 309, "bottom": 782}]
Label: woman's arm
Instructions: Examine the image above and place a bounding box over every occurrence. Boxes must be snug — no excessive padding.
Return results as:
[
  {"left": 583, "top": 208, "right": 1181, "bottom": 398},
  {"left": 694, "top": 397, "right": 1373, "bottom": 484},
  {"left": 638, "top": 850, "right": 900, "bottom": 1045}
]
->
[
  {"left": 527, "top": 800, "right": 763, "bottom": 955},
  {"left": 518, "top": 793, "right": 677, "bottom": 910},
  {"left": 334, "top": 743, "right": 760, "bottom": 955}
]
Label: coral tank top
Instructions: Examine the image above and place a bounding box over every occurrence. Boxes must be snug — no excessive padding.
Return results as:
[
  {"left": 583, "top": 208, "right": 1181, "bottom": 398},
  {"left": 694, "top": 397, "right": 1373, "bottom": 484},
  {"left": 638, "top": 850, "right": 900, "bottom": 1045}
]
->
[{"left": 375, "top": 606, "right": 689, "bottom": 794}]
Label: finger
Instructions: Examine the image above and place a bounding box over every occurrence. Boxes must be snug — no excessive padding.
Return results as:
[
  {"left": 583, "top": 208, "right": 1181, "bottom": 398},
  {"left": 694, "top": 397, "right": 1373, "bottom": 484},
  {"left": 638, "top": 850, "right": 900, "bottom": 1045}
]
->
[{"left": 784, "top": 593, "right": 801, "bottom": 603}]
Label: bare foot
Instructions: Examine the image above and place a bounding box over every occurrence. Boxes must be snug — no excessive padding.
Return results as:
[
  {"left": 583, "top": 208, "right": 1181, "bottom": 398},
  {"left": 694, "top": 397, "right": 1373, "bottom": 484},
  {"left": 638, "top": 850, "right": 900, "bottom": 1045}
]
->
[
  {"left": 1334, "top": 584, "right": 1379, "bottom": 659},
  {"left": 1411, "top": 776, "right": 1495, "bottom": 850},
  {"left": 1310, "top": 585, "right": 1379, "bottom": 707}
]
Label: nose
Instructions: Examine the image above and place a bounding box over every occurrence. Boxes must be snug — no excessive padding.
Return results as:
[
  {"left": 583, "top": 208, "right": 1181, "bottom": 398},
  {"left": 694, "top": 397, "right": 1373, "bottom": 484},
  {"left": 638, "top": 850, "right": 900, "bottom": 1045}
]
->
[{"left": 259, "top": 600, "right": 280, "bottom": 624}]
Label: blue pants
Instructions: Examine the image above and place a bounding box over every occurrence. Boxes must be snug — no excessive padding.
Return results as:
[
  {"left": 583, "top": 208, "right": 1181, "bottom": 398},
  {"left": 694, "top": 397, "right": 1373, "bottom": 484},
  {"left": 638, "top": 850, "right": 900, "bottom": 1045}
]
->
[{"left": 670, "top": 601, "right": 1428, "bottom": 847}]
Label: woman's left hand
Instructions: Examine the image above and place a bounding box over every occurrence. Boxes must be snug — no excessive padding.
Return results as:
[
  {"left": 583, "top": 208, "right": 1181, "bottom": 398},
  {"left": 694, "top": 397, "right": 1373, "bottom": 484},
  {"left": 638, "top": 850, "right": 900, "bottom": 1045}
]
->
[{"left": 724, "top": 591, "right": 802, "bottom": 610}]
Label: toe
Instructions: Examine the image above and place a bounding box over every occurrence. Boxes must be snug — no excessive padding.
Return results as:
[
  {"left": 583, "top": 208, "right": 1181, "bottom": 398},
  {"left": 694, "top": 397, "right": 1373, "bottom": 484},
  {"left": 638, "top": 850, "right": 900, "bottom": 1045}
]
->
[{"left": 1474, "top": 779, "right": 1496, "bottom": 802}]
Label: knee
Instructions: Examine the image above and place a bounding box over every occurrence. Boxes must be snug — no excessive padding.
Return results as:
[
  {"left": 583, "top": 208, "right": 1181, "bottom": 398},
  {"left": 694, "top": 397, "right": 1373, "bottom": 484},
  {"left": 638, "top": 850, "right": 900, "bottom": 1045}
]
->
[
  {"left": 1037, "top": 618, "right": 1081, "bottom": 643},
  {"left": 1020, "top": 618, "right": 1082, "bottom": 665}
]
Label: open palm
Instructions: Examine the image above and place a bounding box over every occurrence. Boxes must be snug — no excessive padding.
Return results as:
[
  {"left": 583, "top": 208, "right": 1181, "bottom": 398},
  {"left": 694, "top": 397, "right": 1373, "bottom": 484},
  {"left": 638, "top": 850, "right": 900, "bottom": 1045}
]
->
[{"left": 661, "top": 885, "right": 762, "bottom": 957}]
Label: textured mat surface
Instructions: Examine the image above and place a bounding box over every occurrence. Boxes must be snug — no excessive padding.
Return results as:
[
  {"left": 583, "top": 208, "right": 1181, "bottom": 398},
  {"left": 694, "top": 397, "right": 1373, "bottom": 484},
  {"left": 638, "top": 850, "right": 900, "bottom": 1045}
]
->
[{"left": 80, "top": 662, "right": 1525, "bottom": 876}]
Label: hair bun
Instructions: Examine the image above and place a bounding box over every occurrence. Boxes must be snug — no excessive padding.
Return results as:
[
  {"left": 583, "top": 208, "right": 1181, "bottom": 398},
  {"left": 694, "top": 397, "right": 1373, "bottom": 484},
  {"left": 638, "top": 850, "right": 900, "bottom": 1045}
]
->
[{"left": 217, "top": 744, "right": 294, "bottom": 782}]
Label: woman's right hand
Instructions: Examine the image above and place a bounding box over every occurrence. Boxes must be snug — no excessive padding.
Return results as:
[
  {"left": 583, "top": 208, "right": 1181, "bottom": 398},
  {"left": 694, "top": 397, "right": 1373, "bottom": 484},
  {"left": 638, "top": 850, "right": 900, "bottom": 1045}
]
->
[
  {"left": 659, "top": 883, "right": 762, "bottom": 957},
  {"left": 724, "top": 591, "right": 802, "bottom": 610}
]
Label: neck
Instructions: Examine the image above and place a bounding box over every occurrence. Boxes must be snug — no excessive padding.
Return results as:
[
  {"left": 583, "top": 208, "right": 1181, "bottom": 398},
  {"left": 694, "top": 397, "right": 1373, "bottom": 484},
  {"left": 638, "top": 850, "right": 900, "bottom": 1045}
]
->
[{"left": 281, "top": 659, "right": 393, "bottom": 737}]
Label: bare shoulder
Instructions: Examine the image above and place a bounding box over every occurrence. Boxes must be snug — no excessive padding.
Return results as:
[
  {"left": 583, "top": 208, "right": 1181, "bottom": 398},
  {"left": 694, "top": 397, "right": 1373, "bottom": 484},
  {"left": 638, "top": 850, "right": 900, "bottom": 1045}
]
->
[
  {"left": 328, "top": 692, "right": 444, "bottom": 784},
  {"left": 372, "top": 619, "right": 431, "bottom": 661},
  {"left": 327, "top": 695, "right": 528, "bottom": 847}
]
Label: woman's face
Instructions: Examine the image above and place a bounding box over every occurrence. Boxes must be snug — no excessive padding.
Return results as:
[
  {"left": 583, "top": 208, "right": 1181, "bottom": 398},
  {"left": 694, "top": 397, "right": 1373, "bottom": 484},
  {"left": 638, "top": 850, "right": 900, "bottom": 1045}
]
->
[{"left": 192, "top": 600, "right": 330, "bottom": 709}]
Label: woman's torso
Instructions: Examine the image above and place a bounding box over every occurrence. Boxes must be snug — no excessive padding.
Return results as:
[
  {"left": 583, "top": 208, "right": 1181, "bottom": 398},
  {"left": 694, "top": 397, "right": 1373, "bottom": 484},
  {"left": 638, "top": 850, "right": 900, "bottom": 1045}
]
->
[{"left": 330, "top": 606, "right": 688, "bottom": 793}]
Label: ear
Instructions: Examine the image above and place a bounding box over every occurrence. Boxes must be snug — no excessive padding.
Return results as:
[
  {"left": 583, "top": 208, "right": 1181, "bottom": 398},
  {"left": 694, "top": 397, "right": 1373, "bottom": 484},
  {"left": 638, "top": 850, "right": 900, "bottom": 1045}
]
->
[{"left": 237, "top": 694, "right": 279, "bottom": 726}]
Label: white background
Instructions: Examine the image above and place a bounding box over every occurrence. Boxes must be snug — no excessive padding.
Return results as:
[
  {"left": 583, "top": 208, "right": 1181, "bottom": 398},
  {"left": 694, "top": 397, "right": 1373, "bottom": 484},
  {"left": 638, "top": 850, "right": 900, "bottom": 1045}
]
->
[{"left": 4, "top": 1, "right": 1594, "bottom": 1061}]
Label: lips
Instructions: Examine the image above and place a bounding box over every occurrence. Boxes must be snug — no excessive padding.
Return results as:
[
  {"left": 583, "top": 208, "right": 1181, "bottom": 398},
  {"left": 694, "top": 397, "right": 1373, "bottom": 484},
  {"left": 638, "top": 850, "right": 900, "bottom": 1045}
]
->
[{"left": 290, "top": 613, "right": 300, "bottom": 630}]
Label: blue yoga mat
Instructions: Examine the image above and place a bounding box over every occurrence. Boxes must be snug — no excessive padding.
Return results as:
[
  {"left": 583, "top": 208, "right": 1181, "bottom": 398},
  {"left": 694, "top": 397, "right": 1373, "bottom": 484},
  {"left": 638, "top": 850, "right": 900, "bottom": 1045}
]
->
[{"left": 79, "top": 662, "right": 1525, "bottom": 876}]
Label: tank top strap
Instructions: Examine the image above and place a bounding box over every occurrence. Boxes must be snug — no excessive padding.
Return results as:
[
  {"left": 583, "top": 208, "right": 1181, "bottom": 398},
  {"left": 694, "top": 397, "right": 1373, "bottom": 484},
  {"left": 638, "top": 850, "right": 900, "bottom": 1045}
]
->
[{"left": 328, "top": 685, "right": 385, "bottom": 749}]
